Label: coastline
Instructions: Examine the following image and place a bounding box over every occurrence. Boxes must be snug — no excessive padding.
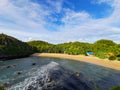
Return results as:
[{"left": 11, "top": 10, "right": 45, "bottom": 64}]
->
[
  {"left": 32, "top": 53, "right": 120, "bottom": 70},
  {"left": 0, "top": 55, "right": 30, "bottom": 61}
]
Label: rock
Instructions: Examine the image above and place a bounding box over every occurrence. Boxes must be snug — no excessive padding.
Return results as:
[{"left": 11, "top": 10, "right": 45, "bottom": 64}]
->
[
  {"left": 6, "top": 66, "right": 11, "bottom": 68},
  {"left": 2, "top": 64, "right": 16, "bottom": 69},
  {"left": 11, "top": 65, "right": 16, "bottom": 68},
  {"left": 13, "top": 64, "right": 16, "bottom": 67},
  {"left": 75, "top": 72, "right": 80, "bottom": 77},
  {"left": 15, "top": 71, "right": 22, "bottom": 75},
  {"left": 17, "top": 72, "right": 22, "bottom": 75},
  {"left": 47, "top": 77, "right": 52, "bottom": 82},
  {"left": 32, "top": 63, "right": 36, "bottom": 66},
  {"left": 3, "top": 82, "right": 10, "bottom": 87}
]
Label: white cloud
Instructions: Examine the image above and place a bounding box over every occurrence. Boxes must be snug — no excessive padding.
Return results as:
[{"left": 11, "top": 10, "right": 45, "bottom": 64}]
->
[
  {"left": 0, "top": 0, "right": 9, "bottom": 9},
  {"left": 0, "top": 0, "right": 120, "bottom": 44},
  {"left": 92, "top": 0, "right": 113, "bottom": 5},
  {"left": 52, "top": 0, "right": 120, "bottom": 43},
  {"left": 0, "top": 0, "right": 50, "bottom": 30},
  {"left": 28, "top": 37, "right": 33, "bottom": 41},
  {"left": 62, "top": 9, "right": 91, "bottom": 26},
  {"left": 0, "top": 28, "right": 52, "bottom": 42},
  {"left": 46, "top": 0, "right": 63, "bottom": 13}
]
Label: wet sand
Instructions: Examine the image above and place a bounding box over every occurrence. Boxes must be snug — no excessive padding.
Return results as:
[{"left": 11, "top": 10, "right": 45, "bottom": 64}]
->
[{"left": 32, "top": 53, "right": 120, "bottom": 70}]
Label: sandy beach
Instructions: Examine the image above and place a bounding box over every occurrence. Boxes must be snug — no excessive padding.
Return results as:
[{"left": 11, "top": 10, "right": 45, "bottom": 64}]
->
[{"left": 32, "top": 53, "right": 120, "bottom": 70}]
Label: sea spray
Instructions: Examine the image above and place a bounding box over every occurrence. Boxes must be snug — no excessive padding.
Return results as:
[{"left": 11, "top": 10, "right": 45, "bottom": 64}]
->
[{"left": 8, "top": 61, "right": 91, "bottom": 90}]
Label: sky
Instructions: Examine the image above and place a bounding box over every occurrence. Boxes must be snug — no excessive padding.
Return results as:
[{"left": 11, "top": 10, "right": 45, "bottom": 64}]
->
[{"left": 0, "top": 0, "right": 120, "bottom": 44}]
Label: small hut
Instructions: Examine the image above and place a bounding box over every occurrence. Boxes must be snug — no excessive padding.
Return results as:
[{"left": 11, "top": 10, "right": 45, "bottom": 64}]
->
[{"left": 86, "top": 51, "right": 94, "bottom": 56}]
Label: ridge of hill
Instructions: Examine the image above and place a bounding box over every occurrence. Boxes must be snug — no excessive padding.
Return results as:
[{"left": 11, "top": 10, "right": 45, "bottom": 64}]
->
[{"left": 0, "top": 33, "right": 36, "bottom": 60}]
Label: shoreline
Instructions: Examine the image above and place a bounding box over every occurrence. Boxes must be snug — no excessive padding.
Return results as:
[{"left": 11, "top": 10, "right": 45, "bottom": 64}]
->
[
  {"left": 32, "top": 53, "right": 120, "bottom": 70},
  {"left": 0, "top": 55, "right": 30, "bottom": 61}
]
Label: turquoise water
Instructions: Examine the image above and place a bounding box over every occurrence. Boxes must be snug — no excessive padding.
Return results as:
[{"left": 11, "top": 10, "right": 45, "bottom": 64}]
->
[{"left": 0, "top": 56, "right": 120, "bottom": 90}]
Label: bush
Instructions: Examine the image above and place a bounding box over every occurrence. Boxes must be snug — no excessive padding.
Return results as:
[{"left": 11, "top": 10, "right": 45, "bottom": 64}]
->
[
  {"left": 95, "top": 52, "right": 107, "bottom": 59},
  {"left": 0, "top": 84, "right": 5, "bottom": 90},
  {"left": 110, "top": 86, "right": 120, "bottom": 90},
  {"left": 109, "top": 56, "right": 116, "bottom": 60},
  {"left": 116, "top": 57, "right": 120, "bottom": 61},
  {"left": 94, "top": 83, "right": 101, "bottom": 90}
]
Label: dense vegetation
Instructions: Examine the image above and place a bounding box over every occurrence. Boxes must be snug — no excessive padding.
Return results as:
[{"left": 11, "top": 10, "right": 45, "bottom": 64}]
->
[
  {"left": 0, "top": 34, "right": 36, "bottom": 60},
  {"left": 0, "top": 84, "right": 5, "bottom": 90},
  {"left": 27, "top": 41, "right": 63, "bottom": 53},
  {"left": 27, "top": 40, "right": 53, "bottom": 53},
  {"left": 110, "top": 86, "right": 120, "bottom": 90},
  {"left": 28, "top": 39, "right": 120, "bottom": 60},
  {"left": 0, "top": 33, "right": 120, "bottom": 60}
]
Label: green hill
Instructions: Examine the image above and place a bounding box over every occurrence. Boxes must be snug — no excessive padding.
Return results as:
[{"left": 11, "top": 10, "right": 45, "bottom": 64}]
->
[
  {"left": 0, "top": 33, "right": 120, "bottom": 61},
  {"left": 28, "top": 39, "right": 120, "bottom": 60},
  {"left": 94, "top": 39, "right": 116, "bottom": 46},
  {"left": 0, "top": 33, "right": 36, "bottom": 60},
  {"left": 27, "top": 40, "right": 53, "bottom": 53}
]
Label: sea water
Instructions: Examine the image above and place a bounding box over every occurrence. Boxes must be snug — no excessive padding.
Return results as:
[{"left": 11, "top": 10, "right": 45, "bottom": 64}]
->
[{"left": 0, "top": 56, "right": 120, "bottom": 90}]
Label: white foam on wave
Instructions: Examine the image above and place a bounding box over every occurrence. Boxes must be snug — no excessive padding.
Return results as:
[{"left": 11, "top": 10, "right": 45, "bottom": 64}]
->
[{"left": 8, "top": 62, "right": 59, "bottom": 90}]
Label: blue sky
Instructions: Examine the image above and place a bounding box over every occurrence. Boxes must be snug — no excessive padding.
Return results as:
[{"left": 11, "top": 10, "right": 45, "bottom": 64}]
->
[{"left": 0, "top": 0, "right": 120, "bottom": 43}]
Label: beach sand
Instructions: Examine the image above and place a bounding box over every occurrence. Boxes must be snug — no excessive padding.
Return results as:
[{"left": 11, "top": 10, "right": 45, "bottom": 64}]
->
[{"left": 32, "top": 53, "right": 120, "bottom": 70}]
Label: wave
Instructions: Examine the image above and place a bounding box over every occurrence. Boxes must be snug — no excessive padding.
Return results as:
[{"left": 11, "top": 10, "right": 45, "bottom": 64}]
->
[{"left": 8, "top": 62, "right": 91, "bottom": 90}]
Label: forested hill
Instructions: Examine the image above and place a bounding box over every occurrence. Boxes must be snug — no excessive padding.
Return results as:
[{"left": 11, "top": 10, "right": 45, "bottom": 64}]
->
[
  {"left": 27, "top": 41, "right": 53, "bottom": 52},
  {"left": 0, "top": 34, "right": 120, "bottom": 60},
  {"left": 0, "top": 33, "right": 36, "bottom": 60},
  {"left": 28, "top": 39, "right": 120, "bottom": 60}
]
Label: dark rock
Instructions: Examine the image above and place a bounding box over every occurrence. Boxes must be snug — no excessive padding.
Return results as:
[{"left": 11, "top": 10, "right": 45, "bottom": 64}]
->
[
  {"left": 17, "top": 72, "right": 21, "bottom": 75},
  {"left": 75, "top": 72, "right": 80, "bottom": 77},
  {"left": 3, "top": 82, "right": 10, "bottom": 87},
  {"left": 4, "top": 65, "right": 16, "bottom": 69},
  {"left": 0, "top": 55, "right": 30, "bottom": 61},
  {"left": 47, "top": 77, "right": 52, "bottom": 82},
  {"left": 12, "top": 65, "right": 16, "bottom": 68},
  {"left": 15, "top": 71, "right": 22, "bottom": 75},
  {"left": 32, "top": 63, "right": 36, "bottom": 66},
  {"left": 6, "top": 66, "right": 11, "bottom": 68}
]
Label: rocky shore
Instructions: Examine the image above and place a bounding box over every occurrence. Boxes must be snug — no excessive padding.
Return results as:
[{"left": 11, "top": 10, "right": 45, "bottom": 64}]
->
[{"left": 0, "top": 55, "right": 30, "bottom": 61}]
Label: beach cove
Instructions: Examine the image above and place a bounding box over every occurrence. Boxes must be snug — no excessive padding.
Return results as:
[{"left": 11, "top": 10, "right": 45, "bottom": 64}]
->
[{"left": 32, "top": 53, "right": 120, "bottom": 70}]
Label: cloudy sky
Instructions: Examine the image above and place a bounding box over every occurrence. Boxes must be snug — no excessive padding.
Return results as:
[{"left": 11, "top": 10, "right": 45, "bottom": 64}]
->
[{"left": 0, "top": 0, "right": 120, "bottom": 44}]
